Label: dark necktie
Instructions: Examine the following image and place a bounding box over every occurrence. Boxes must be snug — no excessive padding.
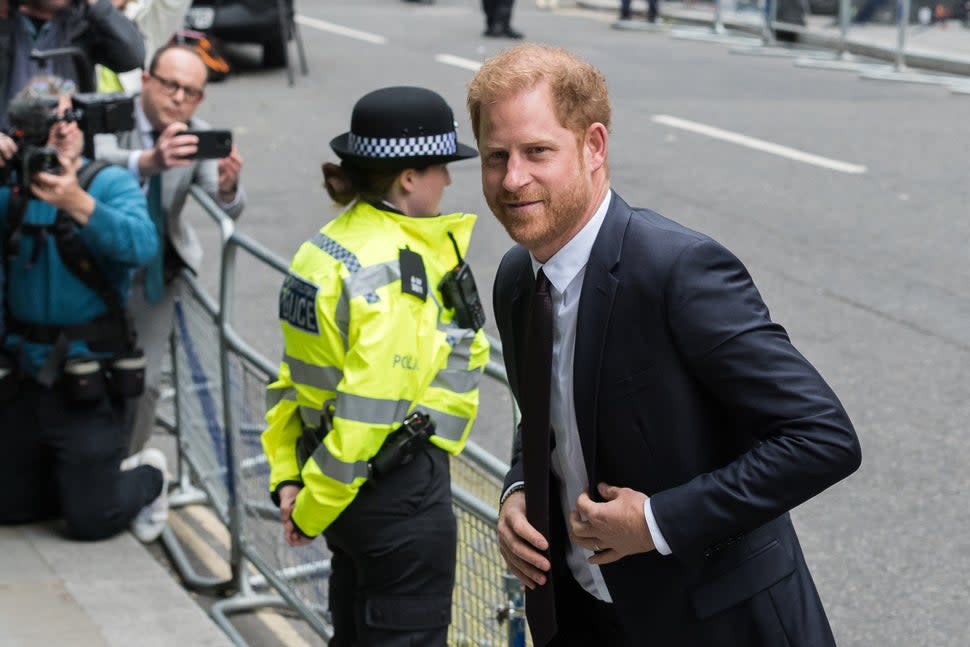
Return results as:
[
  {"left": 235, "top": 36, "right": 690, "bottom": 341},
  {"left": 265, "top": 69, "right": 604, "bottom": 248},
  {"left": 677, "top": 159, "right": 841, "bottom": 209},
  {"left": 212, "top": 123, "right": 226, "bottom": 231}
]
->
[
  {"left": 522, "top": 268, "right": 557, "bottom": 646},
  {"left": 144, "top": 173, "right": 165, "bottom": 304}
]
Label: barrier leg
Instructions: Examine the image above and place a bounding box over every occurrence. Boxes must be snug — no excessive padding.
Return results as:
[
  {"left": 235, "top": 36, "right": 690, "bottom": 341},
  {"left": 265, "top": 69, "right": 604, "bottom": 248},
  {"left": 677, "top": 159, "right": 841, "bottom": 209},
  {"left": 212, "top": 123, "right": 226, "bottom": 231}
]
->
[
  {"left": 858, "top": 0, "right": 964, "bottom": 86},
  {"left": 670, "top": 0, "right": 763, "bottom": 45}
]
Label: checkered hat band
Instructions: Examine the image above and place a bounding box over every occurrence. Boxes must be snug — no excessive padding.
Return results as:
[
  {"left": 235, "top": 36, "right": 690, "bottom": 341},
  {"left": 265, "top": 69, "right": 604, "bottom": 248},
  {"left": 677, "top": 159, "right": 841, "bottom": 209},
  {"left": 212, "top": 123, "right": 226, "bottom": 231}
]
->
[{"left": 349, "top": 131, "right": 457, "bottom": 159}]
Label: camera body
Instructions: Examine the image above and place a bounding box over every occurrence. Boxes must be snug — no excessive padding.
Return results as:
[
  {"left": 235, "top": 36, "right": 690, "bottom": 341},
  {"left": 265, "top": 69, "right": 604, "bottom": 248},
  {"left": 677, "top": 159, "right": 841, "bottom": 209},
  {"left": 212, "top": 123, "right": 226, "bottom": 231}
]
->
[{"left": 0, "top": 92, "right": 134, "bottom": 189}]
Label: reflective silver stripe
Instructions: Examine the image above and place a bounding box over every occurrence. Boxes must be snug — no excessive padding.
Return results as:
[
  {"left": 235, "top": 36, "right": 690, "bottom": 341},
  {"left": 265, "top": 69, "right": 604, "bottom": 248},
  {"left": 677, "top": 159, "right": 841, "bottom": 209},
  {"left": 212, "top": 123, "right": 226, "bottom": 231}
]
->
[
  {"left": 431, "top": 367, "right": 482, "bottom": 394},
  {"left": 336, "top": 393, "right": 411, "bottom": 426},
  {"left": 285, "top": 354, "right": 342, "bottom": 391},
  {"left": 300, "top": 406, "right": 323, "bottom": 428},
  {"left": 344, "top": 261, "right": 399, "bottom": 301},
  {"left": 428, "top": 409, "right": 470, "bottom": 442},
  {"left": 431, "top": 328, "right": 481, "bottom": 392},
  {"left": 265, "top": 386, "right": 296, "bottom": 411},
  {"left": 309, "top": 443, "right": 370, "bottom": 484},
  {"left": 334, "top": 290, "right": 349, "bottom": 349}
]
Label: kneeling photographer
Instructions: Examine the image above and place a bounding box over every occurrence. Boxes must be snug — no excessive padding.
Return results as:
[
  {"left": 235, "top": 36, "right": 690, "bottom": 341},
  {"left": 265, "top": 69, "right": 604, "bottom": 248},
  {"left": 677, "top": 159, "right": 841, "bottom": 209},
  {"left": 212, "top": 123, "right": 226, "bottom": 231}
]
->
[{"left": 0, "top": 76, "right": 168, "bottom": 543}]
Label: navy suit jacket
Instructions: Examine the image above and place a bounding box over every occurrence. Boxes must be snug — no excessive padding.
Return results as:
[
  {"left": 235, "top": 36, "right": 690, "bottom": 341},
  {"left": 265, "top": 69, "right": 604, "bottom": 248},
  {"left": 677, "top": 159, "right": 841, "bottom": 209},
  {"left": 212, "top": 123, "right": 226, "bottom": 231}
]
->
[{"left": 494, "top": 193, "right": 861, "bottom": 645}]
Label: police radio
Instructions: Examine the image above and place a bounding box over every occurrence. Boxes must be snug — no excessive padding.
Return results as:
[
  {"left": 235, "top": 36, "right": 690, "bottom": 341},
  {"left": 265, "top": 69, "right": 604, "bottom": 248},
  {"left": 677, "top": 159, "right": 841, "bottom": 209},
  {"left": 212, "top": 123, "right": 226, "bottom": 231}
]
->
[{"left": 439, "top": 232, "right": 486, "bottom": 331}]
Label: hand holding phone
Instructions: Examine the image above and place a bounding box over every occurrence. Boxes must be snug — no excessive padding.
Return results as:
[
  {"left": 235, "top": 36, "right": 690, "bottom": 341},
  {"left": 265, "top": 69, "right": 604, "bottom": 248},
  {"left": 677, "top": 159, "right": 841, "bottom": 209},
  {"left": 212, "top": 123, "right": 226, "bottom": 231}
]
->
[{"left": 182, "top": 129, "right": 233, "bottom": 160}]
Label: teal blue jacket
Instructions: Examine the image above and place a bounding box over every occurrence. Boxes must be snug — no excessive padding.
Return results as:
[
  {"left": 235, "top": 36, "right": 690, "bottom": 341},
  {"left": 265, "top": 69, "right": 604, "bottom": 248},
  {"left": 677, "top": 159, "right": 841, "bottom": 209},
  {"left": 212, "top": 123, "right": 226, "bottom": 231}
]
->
[{"left": 0, "top": 160, "right": 156, "bottom": 378}]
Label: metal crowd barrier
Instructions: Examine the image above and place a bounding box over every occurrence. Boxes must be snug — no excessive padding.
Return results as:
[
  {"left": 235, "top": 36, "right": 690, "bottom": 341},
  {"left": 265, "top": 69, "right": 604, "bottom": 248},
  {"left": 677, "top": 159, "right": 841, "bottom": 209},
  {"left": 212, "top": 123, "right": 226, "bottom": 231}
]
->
[
  {"left": 662, "top": 0, "right": 970, "bottom": 94},
  {"left": 158, "top": 184, "right": 528, "bottom": 646}
]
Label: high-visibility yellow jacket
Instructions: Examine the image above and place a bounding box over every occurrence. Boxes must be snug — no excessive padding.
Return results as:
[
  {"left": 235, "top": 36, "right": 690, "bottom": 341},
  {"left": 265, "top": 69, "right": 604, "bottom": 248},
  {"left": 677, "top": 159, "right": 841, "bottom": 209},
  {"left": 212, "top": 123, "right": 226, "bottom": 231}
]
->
[{"left": 261, "top": 201, "right": 490, "bottom": 537}]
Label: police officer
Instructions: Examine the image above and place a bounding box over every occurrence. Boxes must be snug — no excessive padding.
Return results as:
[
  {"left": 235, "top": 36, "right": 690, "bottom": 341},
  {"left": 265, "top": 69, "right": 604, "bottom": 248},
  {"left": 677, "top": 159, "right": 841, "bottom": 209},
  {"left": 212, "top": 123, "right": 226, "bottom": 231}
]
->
[
  {"left": 262, "top": 86, "right": 490, "bottom": 646},
  {"left": 0, "top": 76, "right": 167, "bottom": 542}
]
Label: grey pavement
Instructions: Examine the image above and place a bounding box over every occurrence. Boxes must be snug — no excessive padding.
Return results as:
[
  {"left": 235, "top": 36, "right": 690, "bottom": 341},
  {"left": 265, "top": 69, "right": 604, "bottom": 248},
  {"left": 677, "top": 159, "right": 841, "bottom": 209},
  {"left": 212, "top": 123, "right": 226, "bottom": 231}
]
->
[
  {"left": 582, "top": 0, "right": 970, "bottom": 75},
  {"left": 0, "top": 524, "right": 233, "bottom": 647}
]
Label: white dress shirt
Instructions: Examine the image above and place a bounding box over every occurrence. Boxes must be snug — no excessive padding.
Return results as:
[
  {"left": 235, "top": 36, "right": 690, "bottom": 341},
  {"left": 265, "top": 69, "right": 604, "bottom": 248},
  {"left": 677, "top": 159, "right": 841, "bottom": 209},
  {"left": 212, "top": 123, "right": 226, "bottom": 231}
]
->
[{"left": 506, "top": 189, "right": 670, "bottom": 603}]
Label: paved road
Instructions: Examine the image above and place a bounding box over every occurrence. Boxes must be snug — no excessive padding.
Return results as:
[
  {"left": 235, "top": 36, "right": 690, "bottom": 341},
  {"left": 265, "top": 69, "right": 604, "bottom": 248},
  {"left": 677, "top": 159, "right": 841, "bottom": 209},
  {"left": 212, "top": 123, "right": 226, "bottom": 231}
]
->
[{"left": 174, "top": 1, "right": 970, "bottom": 644}]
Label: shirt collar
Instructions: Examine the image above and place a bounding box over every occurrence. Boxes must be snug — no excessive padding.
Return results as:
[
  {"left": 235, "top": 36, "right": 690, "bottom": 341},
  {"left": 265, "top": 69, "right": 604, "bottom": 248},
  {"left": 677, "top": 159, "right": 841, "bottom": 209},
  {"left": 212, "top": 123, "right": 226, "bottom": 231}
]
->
[
  {"left": 135, "top": 101, "right": 154, "bottom": 139},
  {"left": 531, "top": 189, "right": 612, "bottom": 293}
]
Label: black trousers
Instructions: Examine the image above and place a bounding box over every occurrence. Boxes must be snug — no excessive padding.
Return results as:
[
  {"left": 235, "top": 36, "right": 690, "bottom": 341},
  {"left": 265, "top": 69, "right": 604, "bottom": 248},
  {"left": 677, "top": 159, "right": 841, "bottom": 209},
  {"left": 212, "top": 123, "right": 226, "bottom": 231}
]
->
[
  {"left": 324, "top": 445, "right": 456, "bottom": 647},
  {"left": 621, "top": 0, "right": 659, "bottom": 21},
  {"left": 0, "top": 381, "right": 162, "bottom": 540},
  {"left": 546, "top": 570, "right": 633, "bottom": 647},
  {"left": 482, "top": 0, "right": 515, "bottom": 29}
]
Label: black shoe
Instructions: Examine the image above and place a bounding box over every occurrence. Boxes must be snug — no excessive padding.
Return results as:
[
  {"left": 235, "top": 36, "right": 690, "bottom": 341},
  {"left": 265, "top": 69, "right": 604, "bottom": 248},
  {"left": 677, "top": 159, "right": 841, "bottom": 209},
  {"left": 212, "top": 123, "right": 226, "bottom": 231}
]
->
[
  {"left": 483, "top": 26, "right": 503, "bottom": 37},
  {"left": 501, "top": 26, "right": 524, "bottom": 39}
]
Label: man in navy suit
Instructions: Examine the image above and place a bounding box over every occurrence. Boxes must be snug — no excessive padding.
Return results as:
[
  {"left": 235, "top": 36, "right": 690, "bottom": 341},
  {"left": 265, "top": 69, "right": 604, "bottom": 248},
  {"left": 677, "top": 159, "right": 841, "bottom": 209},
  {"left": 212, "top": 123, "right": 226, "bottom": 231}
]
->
[{"left": 467, "top": 43, "right": 861, "bottom": 646}]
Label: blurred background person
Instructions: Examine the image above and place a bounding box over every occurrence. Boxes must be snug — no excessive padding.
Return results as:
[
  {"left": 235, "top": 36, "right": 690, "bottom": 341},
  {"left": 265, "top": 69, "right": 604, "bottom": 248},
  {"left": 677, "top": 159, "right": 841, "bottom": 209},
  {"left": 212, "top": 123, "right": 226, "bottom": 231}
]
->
[
  {"left": 0, "top": 0, "right": 145, "bottom": 128},
  {"left": 483, "top": 0, "right": 523, "bottom": 38},
  {"left": 97, "top": 0, "right": 194, "bottom": 94}
]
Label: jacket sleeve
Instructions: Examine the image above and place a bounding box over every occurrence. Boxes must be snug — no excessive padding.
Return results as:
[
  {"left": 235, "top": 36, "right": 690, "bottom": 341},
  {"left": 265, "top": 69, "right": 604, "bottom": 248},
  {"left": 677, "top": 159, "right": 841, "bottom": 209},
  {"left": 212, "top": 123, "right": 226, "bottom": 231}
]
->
[
  {"left": 93, "top": 132, "right": 137, "bottom": 171},
  {"left": 84, "top": 0, "right": 146, "bottom": 72},
  {"left": 79, "top": 165, "right": 157, "bottom": 268},
  {"left": 195, "top": 158, "right": 245, "bottom": 221},
  {"left": 270, "top": 259, "right": 375, "bottom": 538},
  {"left": 648, "top": 238, "right": 862, "bottom": 557},
  {"left": 494, "top": 249, "right": 526, "bottom": 495},
  {"left": 262, "top": 363, "right": 304, "bottom": 496},
  {"left": 417, "top": 325, "right": 489, "bottom": 456}
]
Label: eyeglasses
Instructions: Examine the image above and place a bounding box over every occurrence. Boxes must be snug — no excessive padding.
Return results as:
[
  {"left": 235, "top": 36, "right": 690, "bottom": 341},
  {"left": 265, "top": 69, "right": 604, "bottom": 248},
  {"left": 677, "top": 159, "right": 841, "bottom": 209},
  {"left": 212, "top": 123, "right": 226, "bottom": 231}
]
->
[{"left": 150, "top": 73, "right": 205, "bottom": 102}]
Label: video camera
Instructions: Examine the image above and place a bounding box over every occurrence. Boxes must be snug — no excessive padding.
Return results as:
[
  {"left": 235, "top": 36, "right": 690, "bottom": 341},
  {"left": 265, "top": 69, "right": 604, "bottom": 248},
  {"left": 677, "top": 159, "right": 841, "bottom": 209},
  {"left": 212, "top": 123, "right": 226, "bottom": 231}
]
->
[{"left": 0, "top": 92, "right": 134, "bottom": 189}]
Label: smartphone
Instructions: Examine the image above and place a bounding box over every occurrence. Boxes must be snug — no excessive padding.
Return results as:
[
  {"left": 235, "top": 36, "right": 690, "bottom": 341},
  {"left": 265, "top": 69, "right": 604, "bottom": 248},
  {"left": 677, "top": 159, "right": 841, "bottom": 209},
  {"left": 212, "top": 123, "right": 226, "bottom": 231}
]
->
[{"left": 182, "top": 129, "right": 233, "bottom": 160}]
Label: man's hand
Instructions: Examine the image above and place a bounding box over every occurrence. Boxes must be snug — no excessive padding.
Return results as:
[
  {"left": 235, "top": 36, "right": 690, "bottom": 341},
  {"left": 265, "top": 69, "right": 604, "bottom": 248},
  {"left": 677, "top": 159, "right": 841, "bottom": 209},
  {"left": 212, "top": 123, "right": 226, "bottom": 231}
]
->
[
  {"left": 141, "top": 122, "right": 197, "bottom": 177},
  {"left": 30, "top": 154, "right": 95, "bottom": 226},
  {"left": 0, "top": 133, "right": 16, "bottom": 167},
  {"left": 569, "top": 483, "right": 655, "bottom": 566},
  {"left": 278, "top": 484, "right": 313, "bottom": 547},
  {"left": 497, "top": 489, "right": 551, "bottom": 589},
  {"left": 217, "top": 145, "right": 243, "bottom": 201}
]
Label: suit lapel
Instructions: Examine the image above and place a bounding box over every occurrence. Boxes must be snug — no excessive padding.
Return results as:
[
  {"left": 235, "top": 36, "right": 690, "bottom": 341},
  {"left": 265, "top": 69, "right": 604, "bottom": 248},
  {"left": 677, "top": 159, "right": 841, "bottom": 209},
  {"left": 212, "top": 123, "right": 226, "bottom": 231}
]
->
[
  {"left": 507, "top": 253, "right": 534, "bottom": 402},
  {"left": 574, "top": 193, "right": 630, "bottom": 496}
]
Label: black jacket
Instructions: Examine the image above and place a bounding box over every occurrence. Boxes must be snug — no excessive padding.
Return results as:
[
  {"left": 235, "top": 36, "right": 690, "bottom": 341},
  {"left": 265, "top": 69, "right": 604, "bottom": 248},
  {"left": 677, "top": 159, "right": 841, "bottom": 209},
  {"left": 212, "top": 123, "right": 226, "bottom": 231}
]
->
[
  {"left": 495, "top": 192, "right": 861, "bottom": 645},
  {"left": 1, "top": 0, "right": 144, "bottom": 119}
]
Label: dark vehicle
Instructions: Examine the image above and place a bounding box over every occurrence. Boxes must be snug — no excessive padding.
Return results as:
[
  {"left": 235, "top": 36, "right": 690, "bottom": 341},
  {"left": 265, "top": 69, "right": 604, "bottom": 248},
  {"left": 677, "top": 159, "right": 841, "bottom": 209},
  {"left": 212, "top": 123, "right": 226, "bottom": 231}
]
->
[{"left": 185, "top": 0, "right": 295, "bottom": 68}]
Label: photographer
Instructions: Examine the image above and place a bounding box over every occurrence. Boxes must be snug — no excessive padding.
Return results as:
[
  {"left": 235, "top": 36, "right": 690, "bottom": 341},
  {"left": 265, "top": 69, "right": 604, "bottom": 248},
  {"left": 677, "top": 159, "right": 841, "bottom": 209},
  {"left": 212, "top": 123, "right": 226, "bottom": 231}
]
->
[
  {"left": 0, "top": 76, "right": 167, "bottom": 543},
  {"left": 1, "top": 0, "right": 145, "bottom": 128},
  {"left": 96, "top": 42, "right": 245, "bottom": 457}
]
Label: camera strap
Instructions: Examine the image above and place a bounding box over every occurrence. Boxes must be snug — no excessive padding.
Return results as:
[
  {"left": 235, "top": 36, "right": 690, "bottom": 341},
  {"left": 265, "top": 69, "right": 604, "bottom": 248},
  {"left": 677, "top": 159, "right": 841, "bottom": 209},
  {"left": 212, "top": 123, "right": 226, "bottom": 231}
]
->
[{"left": 50, "top": 160, "right": 134, "bottom": 350}]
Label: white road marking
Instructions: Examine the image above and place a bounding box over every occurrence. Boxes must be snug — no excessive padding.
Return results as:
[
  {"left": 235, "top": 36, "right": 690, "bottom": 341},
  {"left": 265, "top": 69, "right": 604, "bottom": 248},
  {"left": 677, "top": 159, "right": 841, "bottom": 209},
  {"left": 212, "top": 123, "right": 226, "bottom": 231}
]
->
[
  {"left": 435, "top": 54, "right": 482, "bottom": 71},
  {"left": 295, "top": 15, "right": 387, "bottom": 44},
  {"left": 651, "top": 115, "right": 867, "bottom": 174}
]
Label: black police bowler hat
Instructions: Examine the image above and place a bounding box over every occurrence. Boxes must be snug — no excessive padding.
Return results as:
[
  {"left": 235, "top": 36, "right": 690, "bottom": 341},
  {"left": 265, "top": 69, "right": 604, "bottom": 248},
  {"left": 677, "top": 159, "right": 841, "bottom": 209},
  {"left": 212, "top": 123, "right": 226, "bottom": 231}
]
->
[{"left": 329, "top": 86, "right": 478, "bottom": 170}]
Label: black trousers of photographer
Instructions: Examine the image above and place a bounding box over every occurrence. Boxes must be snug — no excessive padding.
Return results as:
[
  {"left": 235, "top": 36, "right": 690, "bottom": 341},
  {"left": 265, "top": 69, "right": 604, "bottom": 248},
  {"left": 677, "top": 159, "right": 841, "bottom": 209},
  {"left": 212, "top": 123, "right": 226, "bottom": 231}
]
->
[
  {"left": 324, "top": 445, "right": 456, "bottom": 647},
  {"left": 0, "top": 381, "right": 162, "bottom": 540}
]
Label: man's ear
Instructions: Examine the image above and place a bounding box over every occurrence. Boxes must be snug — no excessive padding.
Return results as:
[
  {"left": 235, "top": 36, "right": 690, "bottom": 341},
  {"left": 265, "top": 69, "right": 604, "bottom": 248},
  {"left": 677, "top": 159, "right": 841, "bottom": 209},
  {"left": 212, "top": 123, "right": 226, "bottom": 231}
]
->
[{"left": 584, "top": 122, "right": 608, "bottom": 173}]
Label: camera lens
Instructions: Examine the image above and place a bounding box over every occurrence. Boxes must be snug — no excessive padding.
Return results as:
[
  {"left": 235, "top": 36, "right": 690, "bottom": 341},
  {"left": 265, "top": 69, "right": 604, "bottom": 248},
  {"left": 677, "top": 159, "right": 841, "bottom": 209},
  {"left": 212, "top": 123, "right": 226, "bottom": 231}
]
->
[{"left": 26, "top": 146, "right": 62, "bottom": 176}]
